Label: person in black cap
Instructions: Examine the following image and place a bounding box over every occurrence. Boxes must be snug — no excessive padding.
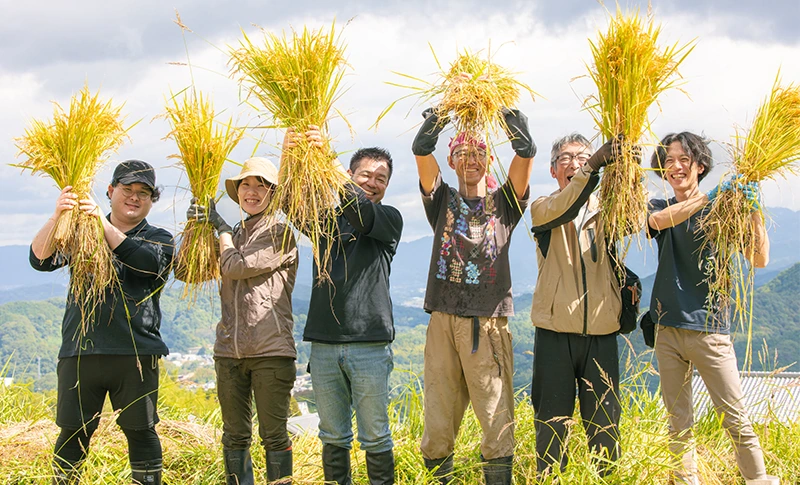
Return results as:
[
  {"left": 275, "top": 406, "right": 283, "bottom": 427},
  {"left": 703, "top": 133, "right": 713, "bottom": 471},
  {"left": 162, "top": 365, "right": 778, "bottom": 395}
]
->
[{"left": 30, "top": 159, "right": 174, "bottom": 485}]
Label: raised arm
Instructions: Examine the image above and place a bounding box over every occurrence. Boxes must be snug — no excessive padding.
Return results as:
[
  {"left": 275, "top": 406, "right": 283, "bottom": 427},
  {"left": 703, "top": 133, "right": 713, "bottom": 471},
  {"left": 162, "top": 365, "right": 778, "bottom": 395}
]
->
[
  {"left": 412, "top": 108, "right": 448, "bottom": 196},
  {"left": 647, "top": 194, "right": 708, "bottom": 232},
  {"left": 502, "top": 108, "right": 536, "bottom": 200},
  {"left": 31, "top": 185, "right": 77, "bottom": 260}
]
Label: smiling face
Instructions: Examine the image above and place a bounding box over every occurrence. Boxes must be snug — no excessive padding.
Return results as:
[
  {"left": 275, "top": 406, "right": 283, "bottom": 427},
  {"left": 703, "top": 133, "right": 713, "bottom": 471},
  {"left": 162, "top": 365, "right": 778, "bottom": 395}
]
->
[
  {"left": 107, "top": 182, "right": 153, "bottom": 226},
  {"left": 550, "top": 142, "right": 592, "bottom": 190},
  {"left": 448, "top": 144, "right": 489, "bottom": 188},
  {"left": 237, "top": 176, "right": 272, "bottom": 215},
  {"left": 349, "top": 157, "right": 391, "bottom": 203},
  {"left": 663, "top": 140, "right": 704, "bottom": 193}
]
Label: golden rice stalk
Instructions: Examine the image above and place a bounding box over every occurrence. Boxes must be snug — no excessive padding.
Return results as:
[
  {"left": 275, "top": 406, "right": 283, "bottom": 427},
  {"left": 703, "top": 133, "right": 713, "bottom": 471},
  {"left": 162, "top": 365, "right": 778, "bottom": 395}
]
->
[
  {"left": 164, "top": 90, "right": 244, "bottom": 301},
  {"left": 586, "top": 8, "right": 694, "bottom": 265},
  {"left": 13, "top": 85, "right": 130, "bottom": 332},
  {"left": 375, "top": 45, "right": 536, "bottom": 143},
  {"left": 700, "top": 74, "right": 800, "bottom": 366},
  {"left": 229, "top": 23, "right": 349, "bottom": 279}
]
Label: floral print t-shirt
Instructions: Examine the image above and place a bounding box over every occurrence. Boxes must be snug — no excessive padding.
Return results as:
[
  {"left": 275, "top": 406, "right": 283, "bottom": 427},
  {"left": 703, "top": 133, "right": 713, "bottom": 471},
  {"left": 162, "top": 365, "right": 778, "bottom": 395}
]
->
[{"left": 421, "top": 173, "right": 529, "bottom": 317}]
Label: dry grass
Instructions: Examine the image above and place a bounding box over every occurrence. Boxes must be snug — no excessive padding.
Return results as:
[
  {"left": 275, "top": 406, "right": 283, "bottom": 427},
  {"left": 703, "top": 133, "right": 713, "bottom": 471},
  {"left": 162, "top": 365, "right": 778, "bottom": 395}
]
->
[
  {"left": 700, "top": 74, "right": 800, "bottom": 367},
  {"left": 229, "top": 23, "right": 350, "bottom": 279},
  {"left": 13, "top": 85, "right": 131, "bottom": 332},
  {"left": 585, "top": 8, "right": 694, "bottom": 265},
  {"left": 376, "top": 45, "right": 536, "bottom": 143},
  {"left": 163, "top": 89, "right": 244, "bottom": 301}
]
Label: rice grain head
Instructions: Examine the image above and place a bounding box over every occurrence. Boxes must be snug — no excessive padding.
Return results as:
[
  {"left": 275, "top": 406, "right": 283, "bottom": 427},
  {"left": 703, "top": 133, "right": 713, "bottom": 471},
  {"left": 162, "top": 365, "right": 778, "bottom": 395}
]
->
[
  {"left": 163, "top": 90, "right": 244, "bottom": 301},
  {"left": 229, "top": 22, "right": 350, "bottom": 280},
  {"left": 13, "top": 85, "right": 131, "bottom": 333}
]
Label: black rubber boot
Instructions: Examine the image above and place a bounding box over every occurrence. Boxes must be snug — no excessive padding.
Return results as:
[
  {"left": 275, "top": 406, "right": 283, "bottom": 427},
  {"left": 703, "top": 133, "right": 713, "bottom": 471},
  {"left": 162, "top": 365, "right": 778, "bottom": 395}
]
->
[
  {"left": 423, "top": 454, "right": 454, "bottom": 485},
  {"left": 223, "top": 448, "right": 254, "bottom": 485},
  {"left": 482, "top": 455, "right": 513, "bottom": 485},
  {"left": 266, "top": 449, "right": 293, "bottom": 484},
  {"left": 52, "top": 457, "right": 82, "bottom": 485},
  {"left": 322, "top": 444, "right": 351, "bottom": 485},
  {"left": 366, "top": 450, "right": 395, "bottom": 485},
  {"left": 131, "top": 460, "right": 163, "bottom": 485}
]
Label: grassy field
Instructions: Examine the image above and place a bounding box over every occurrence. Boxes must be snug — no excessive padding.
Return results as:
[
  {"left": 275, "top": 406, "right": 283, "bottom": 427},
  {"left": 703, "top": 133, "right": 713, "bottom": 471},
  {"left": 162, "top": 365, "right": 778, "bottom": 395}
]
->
[{"left": 1, "top": 352, "right": 798, "bottom": 484}]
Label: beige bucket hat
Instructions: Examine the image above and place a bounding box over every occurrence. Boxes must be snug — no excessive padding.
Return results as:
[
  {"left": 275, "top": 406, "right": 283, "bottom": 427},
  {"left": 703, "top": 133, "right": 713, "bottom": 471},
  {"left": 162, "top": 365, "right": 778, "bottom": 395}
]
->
[{"left": 225, "top": 157, "right": 280, "bottom": 205}]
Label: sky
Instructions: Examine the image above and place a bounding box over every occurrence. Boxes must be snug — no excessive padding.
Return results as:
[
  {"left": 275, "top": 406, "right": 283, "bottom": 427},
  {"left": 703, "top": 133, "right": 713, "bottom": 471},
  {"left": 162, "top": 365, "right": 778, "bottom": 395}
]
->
[{"left": 1, "top": 0, "right": 799, "bottom": 245}]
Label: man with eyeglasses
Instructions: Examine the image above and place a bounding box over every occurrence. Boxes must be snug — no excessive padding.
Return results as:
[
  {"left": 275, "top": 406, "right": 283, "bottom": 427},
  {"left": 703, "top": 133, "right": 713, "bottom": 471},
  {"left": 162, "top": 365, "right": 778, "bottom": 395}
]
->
[
  {"left": 528, "top": 134, "right": 623, "bottom": 477},
  {"left": 30, "top": 160, "right": 173, "bottom": 485},
  {"left": 411, "top": 107, "right": 535, "bottom": 485}
]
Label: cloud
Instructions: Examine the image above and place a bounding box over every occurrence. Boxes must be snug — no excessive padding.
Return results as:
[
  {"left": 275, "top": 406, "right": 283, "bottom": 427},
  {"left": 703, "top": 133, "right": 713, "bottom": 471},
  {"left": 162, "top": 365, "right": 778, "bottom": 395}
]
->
[{"left": 1, "top": 4, "right": 799, "bottom": 247}]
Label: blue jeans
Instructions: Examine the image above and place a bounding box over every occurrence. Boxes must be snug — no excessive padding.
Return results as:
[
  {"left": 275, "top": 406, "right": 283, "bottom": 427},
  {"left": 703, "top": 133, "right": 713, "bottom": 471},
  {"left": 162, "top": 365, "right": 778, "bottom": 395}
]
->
[{"left": 309, "top": 342, "right": 394, "bottom": 453}]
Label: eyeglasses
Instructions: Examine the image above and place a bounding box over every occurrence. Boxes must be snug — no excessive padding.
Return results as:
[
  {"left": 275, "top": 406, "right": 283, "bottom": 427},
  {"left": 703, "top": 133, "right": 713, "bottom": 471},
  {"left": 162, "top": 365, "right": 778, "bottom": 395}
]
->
[
  {"left": 119, "top": 186, "right": 153, "bottom": 201},
  {"left": 453, "top": 149, "right": 488, "bottom": 162},
  {"left": 554, "top": 152, "right": 591, "bottom": 165}
]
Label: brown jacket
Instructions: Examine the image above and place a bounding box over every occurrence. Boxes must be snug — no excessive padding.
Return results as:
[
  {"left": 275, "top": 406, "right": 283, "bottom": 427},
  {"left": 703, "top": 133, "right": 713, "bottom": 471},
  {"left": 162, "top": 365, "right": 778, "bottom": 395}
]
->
[
  {"left": 215, "top": 213, "right": 298, "bottom": 359},
  {"left": 529, "top": 165, "right": 622, "bottom": 336}
]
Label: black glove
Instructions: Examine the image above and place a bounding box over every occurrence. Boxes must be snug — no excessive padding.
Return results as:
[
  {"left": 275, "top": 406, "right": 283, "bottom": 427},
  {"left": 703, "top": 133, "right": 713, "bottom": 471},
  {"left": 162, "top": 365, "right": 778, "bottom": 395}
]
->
[
  {"left": 501, "top": 108, "right": 536, "bottom": 159},
  {"left": 411, "top": 107, "right": 449, "bottom": 156},
  {"left": 187, "top": 198, "right": 232, "bottom": 235},
  {"left": 587, "top": 135, "right": 622, "bottom": 172}
]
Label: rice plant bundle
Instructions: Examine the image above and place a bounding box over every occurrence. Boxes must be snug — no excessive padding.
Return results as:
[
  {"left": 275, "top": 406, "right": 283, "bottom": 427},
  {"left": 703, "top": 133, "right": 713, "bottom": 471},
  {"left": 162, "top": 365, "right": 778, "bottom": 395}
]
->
[
  {"left": 375, "top": 45, "right": 536, "bottom": 143},
  {"left": 700, "top": 75, "right": 800, "bottom": 365},
  {"left": 164, "top": 90, "right": 244, "bottom": 300},
  {"left": 229, "top": 23, "right": 349, "bottom": 279},
  {"left": 586, "top": 8, "right": 694, "bottom": 263},
  {"left": 13, "top": 85, "right": 130, "bottom": 331}
]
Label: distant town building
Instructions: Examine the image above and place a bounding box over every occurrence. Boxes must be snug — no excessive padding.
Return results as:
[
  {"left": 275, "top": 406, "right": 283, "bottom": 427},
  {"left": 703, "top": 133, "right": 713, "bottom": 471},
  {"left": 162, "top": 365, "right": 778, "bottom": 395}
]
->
[{"left": 692, "top": 371, "right": 800, "bottom": 423}]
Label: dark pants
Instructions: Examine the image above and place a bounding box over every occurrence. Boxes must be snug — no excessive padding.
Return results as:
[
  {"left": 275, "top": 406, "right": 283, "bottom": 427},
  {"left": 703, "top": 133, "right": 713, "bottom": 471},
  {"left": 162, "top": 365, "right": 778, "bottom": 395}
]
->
[
  {"left": 530, "top": 328, "right": 621, "bottom": 474},
  {"left": 215, "top": 356, "right": 296, "bottom": 452},
  {"left": 54, "top": 355, "right": 162, "bottom": 472}
]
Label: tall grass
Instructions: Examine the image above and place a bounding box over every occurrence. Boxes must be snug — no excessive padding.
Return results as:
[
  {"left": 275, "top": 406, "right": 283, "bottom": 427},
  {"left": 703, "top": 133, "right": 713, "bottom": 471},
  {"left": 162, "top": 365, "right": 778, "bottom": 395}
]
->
[
  {"left": 1, "top": 354, "right": 798, "bottom": 484},
  {"left": 229, "top": 23, "right": 350, "bottom": 281},
  {"left": 585, "top": 8, "right": 694, "bottom": 267},
  {"left": 700, "top": 74, "right": 800, "bottom": 368},
  {"left": 164, "top": 89, "right": 244, "bottom": 302},
  {"left": 13, "top": 85, "right": 131, "bottom": 332}
]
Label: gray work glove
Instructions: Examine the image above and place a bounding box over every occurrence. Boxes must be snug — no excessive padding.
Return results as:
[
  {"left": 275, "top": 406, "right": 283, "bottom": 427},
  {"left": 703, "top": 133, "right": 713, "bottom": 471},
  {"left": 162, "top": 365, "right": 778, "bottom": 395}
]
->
[
  {"left": 412, "top": 107, "right": 450, "bottom": 156},
  {"left": 501, "top": 108, "right": 537, "bottom": 159},
  {"left": 187, "top": 198, "right": 232, "bottom": 235}
]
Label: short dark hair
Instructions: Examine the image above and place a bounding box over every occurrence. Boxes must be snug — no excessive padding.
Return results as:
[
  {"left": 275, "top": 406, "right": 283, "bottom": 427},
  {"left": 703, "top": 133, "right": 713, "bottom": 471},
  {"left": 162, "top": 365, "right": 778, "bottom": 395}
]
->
[
  {"left": 550, "top": 133, "right": 592, "bottom": 167},
  {"left": 350, "top": 147, "right": 393, "bottom": 178},
  {"left": 651, "top": 132, "right": 713, "bottom": 182},
  {"left": 108, "top": 181, "right": 163, "bottom": 203}
]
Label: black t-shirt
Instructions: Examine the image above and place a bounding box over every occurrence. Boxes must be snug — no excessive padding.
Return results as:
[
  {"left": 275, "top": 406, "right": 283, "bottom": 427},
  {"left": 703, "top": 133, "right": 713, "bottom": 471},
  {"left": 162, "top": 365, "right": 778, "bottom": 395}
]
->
[
  {"left": 648, "top": 198, "right": 728, "bottom": 333},
  {"left": 303, "top": 183, "right": 403, "bottom": 343},
  {"left": 30, "top": 217, "right": 174, "bottom": 358},
  {"left": 421, "top": 174, "right": 529, "bottom": 317}
]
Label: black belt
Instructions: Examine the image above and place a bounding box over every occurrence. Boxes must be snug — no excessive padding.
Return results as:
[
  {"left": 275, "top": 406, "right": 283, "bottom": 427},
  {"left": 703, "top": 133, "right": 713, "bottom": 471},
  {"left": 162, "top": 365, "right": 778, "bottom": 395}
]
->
[{"left": 471, "top": 316, "right": 480, "bottom": 354}]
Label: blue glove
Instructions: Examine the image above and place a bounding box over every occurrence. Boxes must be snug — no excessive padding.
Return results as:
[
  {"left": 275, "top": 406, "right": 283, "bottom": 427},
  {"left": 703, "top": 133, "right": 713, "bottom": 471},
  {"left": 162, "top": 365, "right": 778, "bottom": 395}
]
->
[
  {"left": 740, "top": 181, "right": 761, "bottom": 212},
  {"left": 707, "top": 179, "right": 734, "bottom": 202}
]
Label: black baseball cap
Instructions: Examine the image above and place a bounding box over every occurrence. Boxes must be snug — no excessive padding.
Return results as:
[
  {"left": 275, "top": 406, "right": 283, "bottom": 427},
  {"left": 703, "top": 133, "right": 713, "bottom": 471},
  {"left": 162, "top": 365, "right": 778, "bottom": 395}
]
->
[{"left": 111, "top": 160, "right": 156, "bottom": 190}]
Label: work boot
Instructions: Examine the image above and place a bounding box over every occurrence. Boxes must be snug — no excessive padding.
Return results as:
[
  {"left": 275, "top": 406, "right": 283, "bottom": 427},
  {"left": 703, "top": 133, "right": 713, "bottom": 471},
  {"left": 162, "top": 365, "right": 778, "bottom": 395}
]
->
[
  {"left": 366, "top": 450, "right": 395, "bottom": 485},
  {"left": 745, "top": 476, "right": 781, "bottom": 485},
  {"left": 482, "top": 455, "right": 512, "bottom": 485},
  {"left": 52, "top": 457, "right": 82, "bottom": 485},
  {"left": 223, "top": 448, "right": 254, "bottom": 485},
  {"left": 424, "top": 454, "right": 454, "bottom": 485},
  {"left": 130, "top": 460, "right": 163, "bottom": 485},
  {"left": 266, "top": 449, "right": 293, "bottom": 484},
  {"left": 322, "top": 444, "right": 351, "bottom": 485}
]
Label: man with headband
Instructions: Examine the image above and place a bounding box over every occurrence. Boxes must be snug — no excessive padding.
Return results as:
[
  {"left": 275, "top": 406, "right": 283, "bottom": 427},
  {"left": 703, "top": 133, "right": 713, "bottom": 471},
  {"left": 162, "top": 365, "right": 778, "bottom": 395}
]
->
[{"left": 411, "top": 107, "right": 535, "bottom": 485}]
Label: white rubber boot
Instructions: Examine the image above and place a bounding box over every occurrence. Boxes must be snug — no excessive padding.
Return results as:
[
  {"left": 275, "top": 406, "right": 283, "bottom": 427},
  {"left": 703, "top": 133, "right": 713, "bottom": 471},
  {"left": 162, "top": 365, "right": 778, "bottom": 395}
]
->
[{"left": 745, "top": 476, "right": 780, "bottom": 485}]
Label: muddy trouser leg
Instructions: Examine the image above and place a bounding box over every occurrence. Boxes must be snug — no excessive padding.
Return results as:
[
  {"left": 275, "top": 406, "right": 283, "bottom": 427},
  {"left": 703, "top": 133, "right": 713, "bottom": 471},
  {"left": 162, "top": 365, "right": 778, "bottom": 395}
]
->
[
  {"left": 655, "top": 325, "right": 698, "bottom": 481},
  {"left": 421, "top": 312, "right": 471, "bottom": 484},
  {"left": 216, "top": 358, "right": 255, "bottom": 485},
  {"left": 531, "top": 328, "right": 578, "bottom": 475},
  {"left": 577, "top": 333, "right": 621, "bottom": 476},
  {"left": 687, "top": 331, "right": 768, "bottom": 480}
]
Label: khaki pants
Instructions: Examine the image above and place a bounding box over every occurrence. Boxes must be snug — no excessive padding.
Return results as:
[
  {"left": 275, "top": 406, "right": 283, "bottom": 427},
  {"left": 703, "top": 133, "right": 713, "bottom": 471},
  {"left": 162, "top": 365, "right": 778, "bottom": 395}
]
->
[
  {"left": 421, "top": 312, "right": 515, "bottom": 461},
  {"left": 655, "top": 325, "right": 767, "bottom": 481}
]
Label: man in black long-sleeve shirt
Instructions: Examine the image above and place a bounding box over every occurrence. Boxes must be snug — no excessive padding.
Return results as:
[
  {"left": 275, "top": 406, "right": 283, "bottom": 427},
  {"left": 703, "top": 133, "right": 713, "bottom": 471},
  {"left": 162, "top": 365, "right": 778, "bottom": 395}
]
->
[
  {"left": 30, "top": 160, "right": 173, "bottom": 485},
  {"left": 288, "top": 129, "right": 402, "bottom": 485}
]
